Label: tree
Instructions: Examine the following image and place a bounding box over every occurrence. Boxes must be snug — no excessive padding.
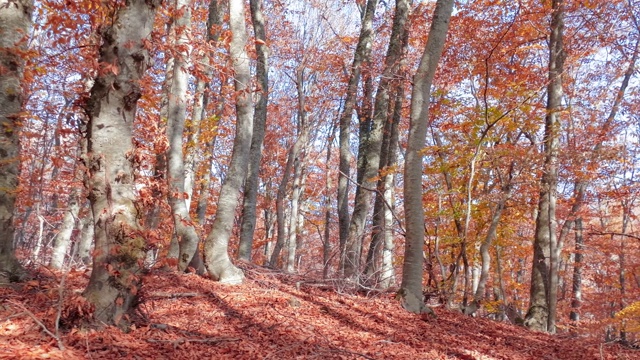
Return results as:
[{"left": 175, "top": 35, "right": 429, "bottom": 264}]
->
[
  {"left": 238, "top": 0, "right": 269, "bottom": 262},
  {"left": 82, "top": 0, "right": 161, "bottom": 326},
  {"left": 400, "top": 0, "right": 454, "bottom": 314},
  {"left": 360, "top": 0, "right": 410, "bottom": 287},
  {"left": 203, "top": 0, "right": 253, "bottom": 283},
  {"left": 339, "top": 0, "right": 378, "bottom": 278},
  {"left": 165, "top": 0, "right": 201, "bottom": 271},
  {"left": 0, "top": 0, "right": 33, "bottom": 282},
  {"left": 525, "top": 0, "right": 565, "bottom": 333}
]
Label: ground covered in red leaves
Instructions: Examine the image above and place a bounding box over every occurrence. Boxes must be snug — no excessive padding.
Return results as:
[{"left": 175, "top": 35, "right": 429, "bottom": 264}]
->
[{"left": 0, "top": 265, "right": 636, "bottom": 359}]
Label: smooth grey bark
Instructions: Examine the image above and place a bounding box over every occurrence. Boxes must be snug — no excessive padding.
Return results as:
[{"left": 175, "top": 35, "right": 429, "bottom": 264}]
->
[
  {"left": 322, "top": 126, "right": 335, "bottom": 279},
  {"left": 284, "top": 67, "right": 311, "bottom": 273},
  {"left": 400, "top": 0, "right": 454, "bottom": 314},
  {"left": 166, "top": 0, "right": 201, "bottom": 272},
  {"left": 569, "top": 217, "right": 583, "bottom": 322},
  {"left": 363, "top": 0, "right": 409, "bottom": 287},
  {"left": 472, "top": 173, "right": 512, "bottom": 307},
  {"left": 346, "top": 0, "right": 409, "bottom": 280},
  {"left": 525, "top": 0, "right": 565, "bottom": 333},
  {"left": 338, "top": 0, "right": 378, "bottom": 273},
  {"left": 238, "top": 0, "right": 269, "bottom": 261},
  {"left": 203, "top": 0, "right": 253, "bottom": 284},
  {"left": 50, "top": 188, "right": 82, "bottom": 269},
  {"left": 75, "top": 210, "right": 93, "bottom": 265},
  {"left": 82, "top": 0, "right": 160, "bottom": 326},
  {"left": 0, "top": 0, "right": 32, "bottom": 282}
]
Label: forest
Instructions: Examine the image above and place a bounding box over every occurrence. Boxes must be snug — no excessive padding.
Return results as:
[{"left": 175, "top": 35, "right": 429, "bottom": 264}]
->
[{"left": 1, "top": 0, "right": 640, "bottom": 358}]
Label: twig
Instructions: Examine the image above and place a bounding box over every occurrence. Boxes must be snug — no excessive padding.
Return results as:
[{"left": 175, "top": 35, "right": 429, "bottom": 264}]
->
[
  {"left": 147, "top": 337, "right": 239, "bottom": 348},
  {"left": 589, "top": 230, "right": 640, "bottom": 241},
  {"left": 7, "top": 300, "right": 65, "bottom": 351},
  {"left": 149, "top": 292, "right": 201, "bottom": 299}
]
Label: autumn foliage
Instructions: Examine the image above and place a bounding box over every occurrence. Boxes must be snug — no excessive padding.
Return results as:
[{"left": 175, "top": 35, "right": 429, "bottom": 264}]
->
[{"left": 1, "top": 0, "right": 640, "bottom": 357}]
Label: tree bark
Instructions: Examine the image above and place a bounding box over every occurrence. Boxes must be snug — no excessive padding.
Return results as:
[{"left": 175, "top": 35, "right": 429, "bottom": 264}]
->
[
  {"left": 0, "top": 0, "right": 32, "bottom": 282},
  {"left": 525, "top": 0, "right": 565, "bottom": 333},
  {"left": 338, "top": 0, "right": 378, "bottom": 274},
  {"left": 347, "top": 0, "right": 409, "bottom": 281},
  {"left": 75, "top": 210, "right": 94, "bottom": 265},
  {"left": 50, "top": 188, "right": 82, "bottom": 269},
  {"left": 166, "top": 0, "right": 201, "bottom": 272},
  {"left": 82, "top": 0, "right": 160, "bottom": 326},
  {"left": 203, "top": 0, "right": 253, "bottom": 284},
  {"left": 400, "top": 0, "right": 454, "bottom": 314},
  {"left": 238, "top": 0, "right": 269, "bottom": 261}
]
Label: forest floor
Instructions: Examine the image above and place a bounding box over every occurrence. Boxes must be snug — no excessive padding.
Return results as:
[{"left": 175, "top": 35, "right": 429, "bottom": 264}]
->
[{"left": 0, "top": 263, "right": 637, "bottom": 360}]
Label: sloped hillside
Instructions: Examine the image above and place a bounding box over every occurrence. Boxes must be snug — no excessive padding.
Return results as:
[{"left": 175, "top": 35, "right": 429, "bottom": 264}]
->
[{"left": 0, "top": 265, "right": 635, "bottom": 359}]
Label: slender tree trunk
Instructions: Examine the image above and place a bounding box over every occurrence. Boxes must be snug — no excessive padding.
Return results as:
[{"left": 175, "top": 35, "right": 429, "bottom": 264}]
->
[
  {"left": 338, "top": 0, "right": 378, "bottom": 273},
  {"left": 50, "top": 188, "right": 82, "bottom": 269},
  {"left": 472, "top": 182, "right": 510, "bottom": 307},
  {"left": 166, "top": 0, "right": 201, "bottom": 272},
  {"left": 82, "top": 0, "right": 160, "bottom": 326},
  {"left": 0, "top": 0, "right": 32, "bottom": 282},
  {"left": 203, "top": 0, "right": 253, "bottom": 283},
  {"left": 569, "top": 218, "right": 583, "bottom": 322},
  {"left": 238, "top": 0, "right": 269, "bottom": 261},
  {"left": 347, "top": 0, "right": 409, "bottom": 281},
  {"left": 400, "top": 0, "right": 454, "bottom": 314},
  {"left": 525, "top": 0, "right": 564, "bottom": 333},
  {"left": 270, "top": 148, "right": 293, "bottom": 268},
  {"left": 323, "top": 141, "right": 333, "bottom": 279},
  {"left": 365, "top": 76, "right": 404, "bottom": 288}
]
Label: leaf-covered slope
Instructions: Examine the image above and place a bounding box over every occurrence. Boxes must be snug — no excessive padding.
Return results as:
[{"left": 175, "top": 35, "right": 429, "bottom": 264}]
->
[{"left": 0, "top": 266, "right": 635, "bottom": 359}]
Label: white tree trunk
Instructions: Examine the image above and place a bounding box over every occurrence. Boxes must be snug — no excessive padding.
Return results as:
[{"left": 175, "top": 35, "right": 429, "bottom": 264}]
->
[
  {"left": 203, "top": 0, "right": 253, "bottom": 284},
  {"left": 50, "top": 189, "right": 82, "bottom": 269},
  {"left": 82, "top": 0, "right": 160, "bottom": 326}
]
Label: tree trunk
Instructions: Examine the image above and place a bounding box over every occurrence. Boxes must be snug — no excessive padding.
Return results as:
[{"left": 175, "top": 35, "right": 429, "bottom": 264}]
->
[
  {"left": 365, "top": 76, "right": 404, "bottom": 288},
  {"left": 569, "top": 218, "right": 583, "bottom": 322},
  {"left": 338, "top": 0, "right": 378, "bottom": 274},
  {"left": 400, "top": 0, "right": 454, "bottom": 314},
  {"left": 0, "top": 0, "right": 32, "bottom": 282},
  {"left": 525, "top": 0, "right": 564, "bottom": 333},
  {"left": 82, "top": 0, "right": 160, "bottom": 326},
  {"left": 75, "top": 210, "right": 94, "bottom": 265},
  {"left": 238, "top": 0, "right": 269, "bottom": 261},
  {"left": 50, "top": 188, "right": 82, "bottom": 269},
  {"left": 166, "top": 0, "right": 201, "bottom": 272},
  {"left": 472, "top": 183, "right": 510, "bottom": 308},
  {"left": 347, "top": 0, "right": 409, "bottom": 281},
  {"left": 203, "top": 0, "right": 253, "bottom": 284}
]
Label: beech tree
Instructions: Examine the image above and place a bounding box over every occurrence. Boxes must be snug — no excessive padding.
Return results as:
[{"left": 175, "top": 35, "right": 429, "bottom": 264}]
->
[
  {"left": 525, "top": 0, "right": 565, "bottom": 333},
  {"left": 400, "top": 0, "right": 454, "bottom": 314},
  {"left": 203, "top": 0, "right": 253, "bottom": 283},
  {"left": 82, "top": 0, "right": 161, "bottom": 325},
  {"left": 339, "top": 0, "right": 379, "bottom": 278},
  {"left": 238, "top": 0, "right": 269, "bottom": 262},
  {"left": 0, "top": 0, "right": 33, "bottom": 282}
]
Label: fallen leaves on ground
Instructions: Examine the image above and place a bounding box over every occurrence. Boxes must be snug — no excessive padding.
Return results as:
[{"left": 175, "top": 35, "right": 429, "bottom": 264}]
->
[{"left": 0, "top": 265, "right": 636, "bottom": 359}]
